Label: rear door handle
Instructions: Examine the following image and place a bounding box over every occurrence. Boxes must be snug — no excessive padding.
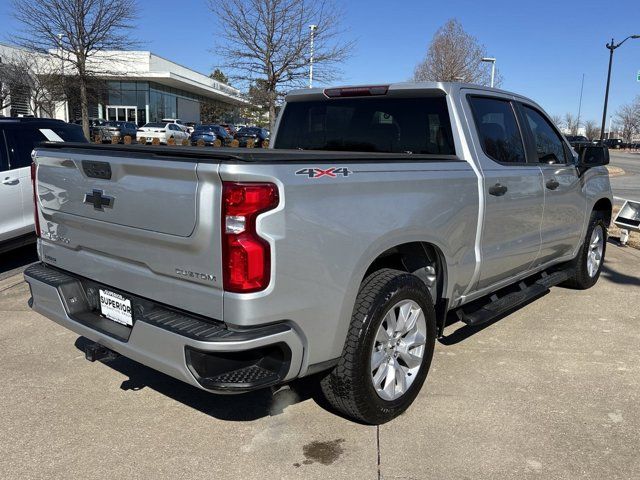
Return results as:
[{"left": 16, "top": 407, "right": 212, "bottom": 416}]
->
[
  {"left": 2, "top": 177, "right": 19, "bottom": 186},
  {"left": 488, "top": 183, "right": 508, "bottom": 196},
  {"left": 546, "top": 179, "right": 560, "bottom": 190}
]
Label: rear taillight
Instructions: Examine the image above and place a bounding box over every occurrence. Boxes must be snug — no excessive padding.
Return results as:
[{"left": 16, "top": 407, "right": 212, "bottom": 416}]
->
[
  {"left": 221, "top": 182, "right": 279, "bottom": 293},
  {"left": 30, "top": 162, "right": 40, "bottom": 237}
]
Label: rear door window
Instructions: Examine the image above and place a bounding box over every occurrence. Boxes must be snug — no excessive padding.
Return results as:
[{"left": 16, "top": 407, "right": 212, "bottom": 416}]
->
[
  {"left": 468, "top": 96, "right": 526, "bottom": 164},
  {"left": 275, "top": 96, "right": 456, "bottom": 155},
  {"left": 521, "top": 105, "right": 567, "bottom": 164}
]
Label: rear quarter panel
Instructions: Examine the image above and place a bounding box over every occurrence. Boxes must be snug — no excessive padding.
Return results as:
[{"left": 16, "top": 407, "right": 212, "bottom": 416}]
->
[{"left": 219, "top": 160, "right": 479, "bottom": 373}]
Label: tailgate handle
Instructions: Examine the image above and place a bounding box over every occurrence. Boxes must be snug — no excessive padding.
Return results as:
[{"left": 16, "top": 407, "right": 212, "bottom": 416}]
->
[{"left": 82, "top": 160, "right": 112, "bottom": 180}]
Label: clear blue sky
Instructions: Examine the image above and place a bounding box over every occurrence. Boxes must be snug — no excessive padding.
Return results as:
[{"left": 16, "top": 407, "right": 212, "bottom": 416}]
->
[{"left": 1, "top": 0, "right": 639, "bottom": 123}]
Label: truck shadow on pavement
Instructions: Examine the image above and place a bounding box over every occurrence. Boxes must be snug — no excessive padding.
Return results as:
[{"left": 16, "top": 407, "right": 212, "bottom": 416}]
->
[
  {"left": 600, "top": 263, "right": 640, "bottom": 287},
  {"left": 0, "top": 244, "right": 38, "bottom": 279},
  {"left": 73, "top": 336, "right": 326, "bottom": 422},
  {"left": 440, "top": 255, "right": 640, "bottom": 346}
]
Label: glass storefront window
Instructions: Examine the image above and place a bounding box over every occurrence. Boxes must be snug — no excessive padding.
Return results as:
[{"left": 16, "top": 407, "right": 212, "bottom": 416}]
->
[
  {"left": 101, "top": 80, "right": 222, "bottom": 124},
  {"left": 122, "top": 90, "right": 137, "bottom": 106},
  {"left": 121, "top": 82, "right": 137, "bottom": 91}
]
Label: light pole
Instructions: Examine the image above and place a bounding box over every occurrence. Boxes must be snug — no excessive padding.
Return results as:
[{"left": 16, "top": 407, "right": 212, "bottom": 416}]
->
[
  {"left": 481, "top": 57, "right": 496, "bottom": 88},
  {"left": 576, "top": 73, "right": 585, "bottom": 135},
  {"left": 57, "top": 33, "right": 69, "bottom": 122},
  {"left": 309, "top": 25, "right": 317, "bottom": 89},
  {"left": 599, "top": 35, "right": 640, "bottom": 141}
]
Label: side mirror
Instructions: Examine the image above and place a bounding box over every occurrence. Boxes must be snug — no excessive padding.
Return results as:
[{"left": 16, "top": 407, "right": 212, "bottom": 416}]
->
[{"left": 577, "top": 146, "right": 609, "bottom": 168}]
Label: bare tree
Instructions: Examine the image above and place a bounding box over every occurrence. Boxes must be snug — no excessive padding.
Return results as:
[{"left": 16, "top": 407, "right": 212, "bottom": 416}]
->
[
  {"left": 12, "top": 0, "right": 138, "bottom": 138},
  {"left": 201, "top": 69, "right": 235, "bottom": 122},
  {"left": 9, "top": 50, "right": 64, "bottom": 117},
  {"left": 584, "top": 120, "right": 599, "bottom": 140},
  {"left": 564, "top": 112, "right": 579, "bottom": 135},
  {"left": 208, "top": 0, "right": 354, "bottom": 131},
  {"left": 0, "top": 58, "right": 32, "bottom": 113},
  {"left": 413, "top": 19, "right": 501, "bottom": 87},
  {"left": 550, "top": 114, "right": 563, "bottom": 130},
  {"left": 615, "top": 98, "right": 640, "bottom": 142}
]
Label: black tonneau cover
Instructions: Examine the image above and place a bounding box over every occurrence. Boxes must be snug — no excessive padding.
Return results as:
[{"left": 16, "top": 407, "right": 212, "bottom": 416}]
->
[{"left": 36, "top": 142, "right": 461, "bottom": 164}]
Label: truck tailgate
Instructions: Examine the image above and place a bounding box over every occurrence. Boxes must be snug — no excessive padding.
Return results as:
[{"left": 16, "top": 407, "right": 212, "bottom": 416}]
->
[
  {"left": 38, "top": 152, "right": 198, "bottom": 236},
  {"left": 34, "top": 148, "right": 224, "bottom": 320}
]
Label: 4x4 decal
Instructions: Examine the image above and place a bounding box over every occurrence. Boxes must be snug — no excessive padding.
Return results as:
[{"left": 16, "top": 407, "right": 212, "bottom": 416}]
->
[{"left": 295, "top": 167, "right": 352, "bottom": 178}]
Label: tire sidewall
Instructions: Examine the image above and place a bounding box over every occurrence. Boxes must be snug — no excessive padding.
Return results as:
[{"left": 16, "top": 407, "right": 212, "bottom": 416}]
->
[
  {"left": 355, "top": 274, "right": 437, "bottom": 422},
  {"left": 576, "top": 214, "right": 607, "bottom": 288}
]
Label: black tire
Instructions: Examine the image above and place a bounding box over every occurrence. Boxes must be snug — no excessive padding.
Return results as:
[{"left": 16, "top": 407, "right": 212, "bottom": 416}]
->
[
  {"left": 320, "top": 268, "right": 437, "bottom": 424},
  {"left": 564, "top": 212, "right": 607, "bottom": 289}
]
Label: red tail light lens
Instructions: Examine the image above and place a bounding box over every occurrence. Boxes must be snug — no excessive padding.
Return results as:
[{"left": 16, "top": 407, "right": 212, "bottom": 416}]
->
[
  {"left": 222, "top": 182, "right": 279, "bottom": 293},
  {"left": 30, "top": 162, "right": 40, "bottom": 237}
]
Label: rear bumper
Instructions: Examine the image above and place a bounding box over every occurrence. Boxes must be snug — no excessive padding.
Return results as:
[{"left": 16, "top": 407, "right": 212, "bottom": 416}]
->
[
  {"left": 136, "top": 133, "right": 166, "bottom": 143},
  {"left": 24, "top": 263, "right": 304, "bottom": 393}
]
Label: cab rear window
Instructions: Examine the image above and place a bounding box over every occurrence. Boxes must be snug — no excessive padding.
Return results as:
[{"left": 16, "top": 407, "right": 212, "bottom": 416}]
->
[{"left": 275, "top": 96, "right": 456, "bottom": 155}]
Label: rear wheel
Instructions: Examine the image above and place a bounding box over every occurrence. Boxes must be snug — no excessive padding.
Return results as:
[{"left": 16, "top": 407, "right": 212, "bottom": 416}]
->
[
  {"left": 564, "top": 212, "right": 607, "bottom": 289},
  {"left": 320, "top": 268, "right": 437, "bottom": 424}
]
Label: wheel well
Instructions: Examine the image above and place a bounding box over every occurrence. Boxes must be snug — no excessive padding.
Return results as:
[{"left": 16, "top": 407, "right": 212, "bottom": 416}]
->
[
  {"left": 363, "top": 242, "right": 448, "bottom": 330},
  {"left": 593, "top": 198, "right": 613, "bottom": 226}
]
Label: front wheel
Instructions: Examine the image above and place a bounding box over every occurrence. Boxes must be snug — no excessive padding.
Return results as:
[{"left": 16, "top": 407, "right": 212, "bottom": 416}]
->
[
  {"left": 320, "top": 268, "right": 437, "bottom": 424},
  {"left": 564, "top": 212, "right": 607, "bottom": 289}
]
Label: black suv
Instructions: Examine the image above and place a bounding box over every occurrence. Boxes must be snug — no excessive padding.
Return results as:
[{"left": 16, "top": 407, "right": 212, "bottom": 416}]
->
[
  {"left": 565, "top": 135, "right": 592, "bottom": 150},
  {"left": 0, "top": 118, "right": 86, "bottom": 253},
  {"left": 604, "top": 138, "right": 623, "bottom": 149}
]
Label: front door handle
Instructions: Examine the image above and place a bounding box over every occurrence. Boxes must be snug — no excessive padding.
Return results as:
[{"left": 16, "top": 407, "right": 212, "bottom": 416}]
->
[
  {"left": 2, "top": 177, "right": 19, "bottom": 186},
  {"left": 546, "top": 179, "right": 560, "bottom": 190},
  {"left": 489, "top": 183, "right": 508, "bottom": 196}
]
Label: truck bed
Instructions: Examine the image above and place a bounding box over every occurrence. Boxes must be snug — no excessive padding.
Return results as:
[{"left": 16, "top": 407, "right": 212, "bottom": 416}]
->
[{"left": 37, "top": 142, "right": 462, "bottom": 163}]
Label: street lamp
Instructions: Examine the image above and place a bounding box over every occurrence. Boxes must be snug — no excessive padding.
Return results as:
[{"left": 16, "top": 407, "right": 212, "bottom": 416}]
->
[
  {"left": 599, "top": 35, "right": 640, "bottom": 141},
  {"left": 57, "top": 33, "right": 69, "bottom": 122},
  {"left": 309, "top": 24, "right": 317, "bottom": 89},
  {"left": 481, "top": 57, "right": 496, "bottom": 88}
]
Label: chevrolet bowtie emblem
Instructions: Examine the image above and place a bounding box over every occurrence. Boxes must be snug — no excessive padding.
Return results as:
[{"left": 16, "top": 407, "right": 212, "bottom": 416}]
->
[{"left": 84, "top": 189, "right": 114, "bottom": 211}]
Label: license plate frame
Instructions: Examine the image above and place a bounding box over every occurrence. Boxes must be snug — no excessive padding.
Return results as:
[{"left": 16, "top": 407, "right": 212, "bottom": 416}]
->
[{"left": 98, "top": 289, "right": 133, "bottom": 327}]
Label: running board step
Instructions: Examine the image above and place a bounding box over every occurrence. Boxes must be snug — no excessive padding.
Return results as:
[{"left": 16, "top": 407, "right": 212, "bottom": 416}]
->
[{"left": 457, "top": 269, "right": 573, "bottom": 327}]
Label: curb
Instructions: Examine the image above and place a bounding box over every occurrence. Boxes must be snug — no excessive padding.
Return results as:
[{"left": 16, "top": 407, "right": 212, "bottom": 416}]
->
[{"left": 607, "top": 166, "right": 626, "bottom": 177}]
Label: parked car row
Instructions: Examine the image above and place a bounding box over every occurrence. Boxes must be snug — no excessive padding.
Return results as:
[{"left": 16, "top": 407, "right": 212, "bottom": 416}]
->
[
  {"left": 74, "top": 117, "right": 269, "bottom": 147},
  {"left": 604, "top": 138, "right": 640, "bottom": 150},
  {"left": 566, "top": 135, "right": 640, "bottom": 151},
  {"left": 136, "top": 122, "right": 270, "bottom": 146}
]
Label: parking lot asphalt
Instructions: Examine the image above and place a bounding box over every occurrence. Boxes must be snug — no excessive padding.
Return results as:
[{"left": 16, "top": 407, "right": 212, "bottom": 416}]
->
[
  {"left": 1, "top": 242, "right": 639, "bottom": 479},
  {"left": 609, "top": 151, "right": 640, "bottom": 203}
]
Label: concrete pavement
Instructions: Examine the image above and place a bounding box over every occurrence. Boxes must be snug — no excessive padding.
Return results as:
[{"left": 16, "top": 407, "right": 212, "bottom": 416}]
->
[
  {"left": 1, "top": 244, "right": 639, "bottom": 479},
  {"left": 609, "top": 151, "right": 640, "bottom": 203}
]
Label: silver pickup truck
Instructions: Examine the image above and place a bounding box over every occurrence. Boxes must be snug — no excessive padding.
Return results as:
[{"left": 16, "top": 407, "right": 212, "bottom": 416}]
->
[{"left": 25, "top": 82, "right": 612, "bottom": 424}]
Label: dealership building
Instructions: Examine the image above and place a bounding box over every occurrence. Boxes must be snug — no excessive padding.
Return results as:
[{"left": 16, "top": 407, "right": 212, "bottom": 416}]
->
[{"left": 0, "top": 43, "right": 246, "bottom": 125}]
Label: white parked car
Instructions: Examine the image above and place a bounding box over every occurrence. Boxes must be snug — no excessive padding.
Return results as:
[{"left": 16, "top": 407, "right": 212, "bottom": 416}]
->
[
  {"left": 137, "top": 122, "right": 189, "bottom": 144},
  {"left": 161, "top": 118, "right": 190, "bottom": 135},
  {"left": 0, "top": 118, "right": 86, "bottom": 253}
]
